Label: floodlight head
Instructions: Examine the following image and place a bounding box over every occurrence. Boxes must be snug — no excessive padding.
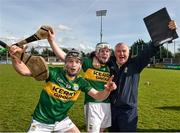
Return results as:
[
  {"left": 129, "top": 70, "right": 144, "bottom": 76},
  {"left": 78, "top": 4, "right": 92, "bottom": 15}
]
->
[{"left": 96, "top": 10, "right": 107, "bottom": 16}]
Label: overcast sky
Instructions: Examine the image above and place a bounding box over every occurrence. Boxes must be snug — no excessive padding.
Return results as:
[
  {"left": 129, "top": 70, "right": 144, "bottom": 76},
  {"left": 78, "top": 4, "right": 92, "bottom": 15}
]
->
[{"left": 0, "top": 0, "right": 180, "bottom": 53}]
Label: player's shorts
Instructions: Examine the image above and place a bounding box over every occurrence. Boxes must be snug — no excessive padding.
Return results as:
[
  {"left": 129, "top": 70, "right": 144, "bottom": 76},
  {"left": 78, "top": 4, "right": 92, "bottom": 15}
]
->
[
  {"left": 84, "top": 102, "right": 111, "bottom": 133},
  {"left": 27, "top": 116, "right": 76, "bottom": 133}
]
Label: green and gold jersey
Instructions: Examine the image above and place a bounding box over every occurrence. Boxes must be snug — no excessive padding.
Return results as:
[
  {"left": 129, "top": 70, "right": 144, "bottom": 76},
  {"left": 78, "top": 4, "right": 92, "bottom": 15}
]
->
[
  {"left": 82, "top": 57, "right": 110, "bottom": 104},
  {"left": 33, "top": 67, "right": 92, "bottom": 124}
]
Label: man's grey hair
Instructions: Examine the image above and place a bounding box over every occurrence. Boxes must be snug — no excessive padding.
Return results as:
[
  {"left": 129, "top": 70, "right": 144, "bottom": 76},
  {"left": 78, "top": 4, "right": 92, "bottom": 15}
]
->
[{"left": 115, "top": 42, "right": 129, "bottom": 50}]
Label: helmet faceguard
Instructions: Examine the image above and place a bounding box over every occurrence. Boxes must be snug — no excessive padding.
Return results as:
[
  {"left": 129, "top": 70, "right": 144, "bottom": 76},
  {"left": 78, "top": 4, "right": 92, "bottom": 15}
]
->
[
  {"left": 95, "top": 42, "right": 111, "bottom": 64},
  {"left": 65, "top": 48, "right": 82, "bottom": 62},
  {"left": 64, "top": 49, "right": 82, "bottom": 77}
]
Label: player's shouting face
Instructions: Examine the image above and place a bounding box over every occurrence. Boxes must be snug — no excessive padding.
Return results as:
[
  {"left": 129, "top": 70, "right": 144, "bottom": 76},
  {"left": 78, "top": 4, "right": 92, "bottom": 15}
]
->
[
  {"left": 96, "top": 47, "right": 111, "bottom": 64},
  {"left": 65, "top": 57, "right": 82, "bottom": 77}
]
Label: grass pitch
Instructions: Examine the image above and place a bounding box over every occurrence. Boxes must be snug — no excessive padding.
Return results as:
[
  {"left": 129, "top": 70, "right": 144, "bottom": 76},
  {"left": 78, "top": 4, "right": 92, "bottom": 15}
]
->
[{"left": 0, "top": 64, "right": 180, "bottom": 132}]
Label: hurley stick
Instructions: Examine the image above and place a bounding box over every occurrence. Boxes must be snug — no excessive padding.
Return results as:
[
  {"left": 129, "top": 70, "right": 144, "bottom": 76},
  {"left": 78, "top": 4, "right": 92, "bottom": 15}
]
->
[
  {"left": 13, "top": 25, "right": 52, "bottom": 47},
  {"left": 0, "top": 40, "right": 49, "bottom": 81}
]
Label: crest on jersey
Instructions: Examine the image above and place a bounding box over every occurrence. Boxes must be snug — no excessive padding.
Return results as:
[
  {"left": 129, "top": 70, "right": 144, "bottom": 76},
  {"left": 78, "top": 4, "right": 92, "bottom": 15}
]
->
[{"left": 72, "top": 84, "right": 79, "bottom": 91}]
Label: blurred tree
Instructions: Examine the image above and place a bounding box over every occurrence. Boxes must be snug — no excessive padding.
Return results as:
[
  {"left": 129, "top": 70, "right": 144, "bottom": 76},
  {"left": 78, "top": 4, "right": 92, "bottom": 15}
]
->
[
  {"left": 30, "top": 47, "right": 39, "bottom": 55},
  {"left": 175, "top": 48, "right": 180, "bottom": 58},
  {"left": 62, "top": 48, "right": 68, "bottom": 53},
  {"left": 0, "top": 48, "right": 7, "bottom": 54},
  {"left": 131, "top": 39, "right": 173, "bottom": 64},
  {"left": 41, "top": 48, "right": 55, "bottom": 57},
  {"left": 0, "top": 48, "right": 7, "bottom": 57},
  {"left": 130, "top": 39, "right": 147, "bottom": 56},
  {"left": 155, "top": 45, "right": 173, "bottom": 59}
]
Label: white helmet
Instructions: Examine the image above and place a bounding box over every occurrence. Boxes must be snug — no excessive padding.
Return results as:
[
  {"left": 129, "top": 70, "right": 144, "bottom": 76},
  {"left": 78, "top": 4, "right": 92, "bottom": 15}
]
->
[{"left": 95, "top": 42, "right": 111, "bottom": 53}]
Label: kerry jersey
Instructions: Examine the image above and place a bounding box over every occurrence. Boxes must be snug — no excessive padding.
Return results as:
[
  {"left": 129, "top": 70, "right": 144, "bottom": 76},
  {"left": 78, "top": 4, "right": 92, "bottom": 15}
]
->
[
  {"left": 33, "top": 67, "right": 92, "bottom": 124},
  {"left": 82, "top": 57, "right": 110, "bottom": 104}
]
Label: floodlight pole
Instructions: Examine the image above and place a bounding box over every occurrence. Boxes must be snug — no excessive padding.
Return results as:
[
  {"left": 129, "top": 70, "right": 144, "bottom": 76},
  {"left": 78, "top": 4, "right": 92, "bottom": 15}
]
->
[
  {"left": 174, "top": 40, "right": 176, "bottom": 58},
  {"left": 96, "top": 10, "right": 107, "bottom": 43},
  {"left": 100, "top": 15, "right": 103, "bottom": 43}
]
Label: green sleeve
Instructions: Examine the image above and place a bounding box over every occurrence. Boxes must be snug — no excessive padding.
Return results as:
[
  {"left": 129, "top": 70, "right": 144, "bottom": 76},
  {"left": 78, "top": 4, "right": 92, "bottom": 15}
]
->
[
  {"left": 46, "top": 67, "right": 60, "bottom": 82},
  {"left": 79, "top": 78, "right": 92, "bottom": 93},
  {"left": 82, "top": 57, "right": 92, "bottom": 72}
]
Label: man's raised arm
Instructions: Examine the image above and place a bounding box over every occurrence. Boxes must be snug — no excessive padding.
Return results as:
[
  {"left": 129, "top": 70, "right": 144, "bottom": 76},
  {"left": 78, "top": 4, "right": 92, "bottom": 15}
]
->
[{"left": 47, "top": 29, "right": 66, "bottom": 61}]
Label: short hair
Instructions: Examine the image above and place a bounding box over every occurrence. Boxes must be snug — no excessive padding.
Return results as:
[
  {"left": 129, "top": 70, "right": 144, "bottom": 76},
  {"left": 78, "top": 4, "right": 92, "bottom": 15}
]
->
[{"left": 115, "top": 42, "right": 129, "bottom": 49}]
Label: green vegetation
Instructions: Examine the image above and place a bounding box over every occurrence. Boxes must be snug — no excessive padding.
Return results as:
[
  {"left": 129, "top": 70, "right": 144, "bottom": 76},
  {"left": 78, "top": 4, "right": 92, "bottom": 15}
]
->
[{"left": 0, "top": 65, "right": 180, "bottom": 132}]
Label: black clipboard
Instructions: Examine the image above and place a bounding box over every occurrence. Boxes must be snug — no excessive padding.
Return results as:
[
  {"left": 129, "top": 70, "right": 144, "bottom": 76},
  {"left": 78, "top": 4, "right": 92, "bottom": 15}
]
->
[{"left": 143, "top": 7, "right": 178, "bottom": 44}]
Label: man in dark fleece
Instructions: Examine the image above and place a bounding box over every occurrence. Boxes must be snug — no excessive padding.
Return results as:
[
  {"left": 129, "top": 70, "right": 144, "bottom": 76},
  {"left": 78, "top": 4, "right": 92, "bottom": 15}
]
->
[{"left": 108, "top": 20, "right": 177, "bottom": 132}]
